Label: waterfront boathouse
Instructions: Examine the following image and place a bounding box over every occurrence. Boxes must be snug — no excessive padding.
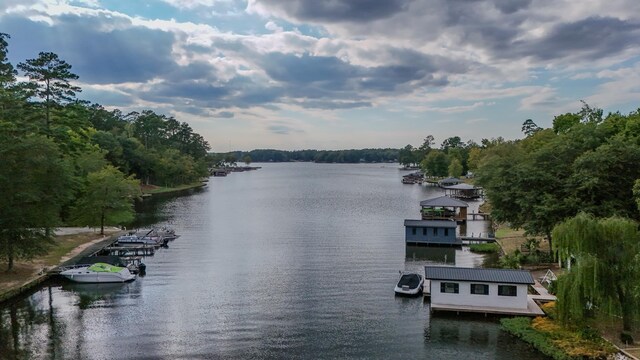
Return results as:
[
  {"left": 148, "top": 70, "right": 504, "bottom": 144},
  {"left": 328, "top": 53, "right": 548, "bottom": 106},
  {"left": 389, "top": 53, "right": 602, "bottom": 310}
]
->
[
  {"left": 443, "top": 183, "right": 483, "bottom": 200},
  {"left": 424, "top": 266, "right": 544, "bottom": 316},
  {"left": 437, "top": 177, "right": 462, "bottom": 187},
  {"left": 404, "top": 220, "right": 458, "bottom": 245},
  {"left": 420, "top": 196, "right": 469, "bottom": 222}
]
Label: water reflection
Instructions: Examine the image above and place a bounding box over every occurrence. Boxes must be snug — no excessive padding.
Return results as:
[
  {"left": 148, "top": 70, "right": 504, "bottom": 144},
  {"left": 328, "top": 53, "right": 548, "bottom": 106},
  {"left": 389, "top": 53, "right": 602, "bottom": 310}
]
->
[
  {"left": 406, "top": 245, "right": 456, "bottom": 265},
  {"left": 0, "top": 164, "right": 545, "bottom": 359},
  {"left": 61, "top": 282, "right": 129, "bottom": 309}
]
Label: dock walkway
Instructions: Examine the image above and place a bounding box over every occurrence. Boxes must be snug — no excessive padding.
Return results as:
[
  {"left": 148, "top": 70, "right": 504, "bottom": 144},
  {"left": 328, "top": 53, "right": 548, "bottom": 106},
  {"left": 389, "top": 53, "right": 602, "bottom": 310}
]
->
[{"left": 430, "top": 297, "right": 545, "bottom": 316}]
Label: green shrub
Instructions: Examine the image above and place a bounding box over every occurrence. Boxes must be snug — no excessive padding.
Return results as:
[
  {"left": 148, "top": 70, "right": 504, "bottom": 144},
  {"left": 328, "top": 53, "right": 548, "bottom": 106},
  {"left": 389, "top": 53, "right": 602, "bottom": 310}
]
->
[
  {"left": 499, "top": 251, "right": 523, "bottom": 269},
  {"left": 620, "top": 331, "right": 634, "bottom": 345},
  {"left": 500, "top": 317, "right": 572, "bottom": 360},
  {"left": 469, "top": 242, "right": 501, "bottom": 253},
  {"left": 501, "top": 316, "right": 616, "bottom": 360}
]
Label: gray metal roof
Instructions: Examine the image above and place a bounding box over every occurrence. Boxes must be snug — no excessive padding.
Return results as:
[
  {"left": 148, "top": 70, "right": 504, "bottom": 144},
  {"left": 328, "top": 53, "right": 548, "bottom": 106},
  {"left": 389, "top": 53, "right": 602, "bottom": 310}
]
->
[
  {"left": 404, "top": 219, "right": 457, "bottom": 228},
  {"left": 424, "top": 266, "right": 534, "bottom": 284},
  {"left": 438, "top": 177, "right": 462, "bottom": 184},
  {"left": 444, "top": 183, "right": 477, "bottom": 190},
  {"left": 420, "top": 196, "right": 469, "bottom": 208}
]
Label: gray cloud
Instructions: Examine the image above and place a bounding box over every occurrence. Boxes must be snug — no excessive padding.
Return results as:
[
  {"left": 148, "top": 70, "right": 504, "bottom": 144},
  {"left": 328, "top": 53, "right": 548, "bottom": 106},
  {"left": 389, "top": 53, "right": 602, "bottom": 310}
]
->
[
  {"left": 254, "top": 0, "right": 412, "bottom": 23},
  {"left": 267, "top": 124, "right": 303, "bottom": 135},
  {"left": 511, "top": 17, "right": 640, "bottom": 61},
  {"left": 215, "top": 111, "right": 235, "bottom": 118},
  {"left": 3, "top": 14, "right": 177, "bottom": 84}
]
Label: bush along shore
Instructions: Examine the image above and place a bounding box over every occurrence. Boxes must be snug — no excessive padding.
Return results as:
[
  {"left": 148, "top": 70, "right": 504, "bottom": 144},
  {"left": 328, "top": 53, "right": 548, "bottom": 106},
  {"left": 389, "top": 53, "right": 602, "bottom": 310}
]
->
[{"left": 500, "top": 303, "right": 617, "bottom": 360}]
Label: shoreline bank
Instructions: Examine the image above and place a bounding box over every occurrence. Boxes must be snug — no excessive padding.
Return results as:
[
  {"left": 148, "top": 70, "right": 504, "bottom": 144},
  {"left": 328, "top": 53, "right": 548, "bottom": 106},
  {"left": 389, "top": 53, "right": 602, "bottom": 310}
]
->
[{"left": 0, "top": 229, "right": 121, "bottom": 304}]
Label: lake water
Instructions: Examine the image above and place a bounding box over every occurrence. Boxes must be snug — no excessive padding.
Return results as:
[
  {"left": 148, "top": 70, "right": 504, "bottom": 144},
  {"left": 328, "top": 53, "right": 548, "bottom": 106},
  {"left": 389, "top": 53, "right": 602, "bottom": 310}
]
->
[{"left": 0, "top": 163, "right": 546, "bottom": 359}]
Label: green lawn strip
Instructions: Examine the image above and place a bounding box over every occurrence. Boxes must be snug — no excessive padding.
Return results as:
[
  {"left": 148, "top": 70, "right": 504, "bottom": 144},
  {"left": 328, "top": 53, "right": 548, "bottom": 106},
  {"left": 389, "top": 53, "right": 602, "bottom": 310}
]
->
[
  {"left": 501, "top": 317, "right": 616, "bottom": 360},
  {"left": 469, "top": 242, "right": 501, "bottom": 253},
  {"left": 41, "top": 234, "right": 95, "bottom": 266},
  {"left": 143, "top": 182, "right": 205, "bottom": 194}
]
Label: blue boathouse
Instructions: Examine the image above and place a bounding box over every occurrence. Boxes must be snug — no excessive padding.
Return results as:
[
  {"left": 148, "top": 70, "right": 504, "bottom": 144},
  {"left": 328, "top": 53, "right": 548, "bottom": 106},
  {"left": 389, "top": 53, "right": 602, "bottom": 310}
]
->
[{"left": 404, "top": 220, "right": 459, "bottom": 245}]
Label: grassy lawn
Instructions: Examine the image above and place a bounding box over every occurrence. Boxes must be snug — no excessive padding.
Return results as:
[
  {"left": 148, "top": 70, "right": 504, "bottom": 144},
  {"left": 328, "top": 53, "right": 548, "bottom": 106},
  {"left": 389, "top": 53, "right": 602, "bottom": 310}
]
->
[
  {"left": 0, "top": 230, "right": 117, "bottom": 298},
  {"left": 142, "top": 181, "right": 205, "bottom": 194},
  {"left": 494, "top": 224, "right": 549, "bottom": 255}
]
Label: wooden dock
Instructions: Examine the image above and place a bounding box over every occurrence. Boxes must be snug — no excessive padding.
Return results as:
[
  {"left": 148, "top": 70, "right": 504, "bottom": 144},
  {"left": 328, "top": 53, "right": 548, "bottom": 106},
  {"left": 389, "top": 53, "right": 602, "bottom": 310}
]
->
[
  {"left": 467, "top": 212, "right": 491, "bottom": 220},
  {"left": 460, "top": 236, "right": 496, "bottom": 244},
  {"left": 429, "top": 297, "right": 545, "bottom": 317},
  {"left": 104, "top": 245, "right": 156, "bottom": 257}
]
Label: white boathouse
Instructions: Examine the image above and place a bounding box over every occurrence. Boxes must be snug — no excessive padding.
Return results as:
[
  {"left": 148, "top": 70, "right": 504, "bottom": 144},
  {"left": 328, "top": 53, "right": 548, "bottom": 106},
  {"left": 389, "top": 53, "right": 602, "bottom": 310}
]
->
[{"left": 424, "top": 266, "right": 545, "bottom": 316}]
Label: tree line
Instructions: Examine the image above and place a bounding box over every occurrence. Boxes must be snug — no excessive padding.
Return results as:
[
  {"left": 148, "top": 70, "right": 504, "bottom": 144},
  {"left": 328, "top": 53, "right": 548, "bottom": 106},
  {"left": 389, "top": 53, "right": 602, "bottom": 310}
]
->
[
  {"left": 210, "top": 148, "right": 399, "bottom": 165},
  {"left": 472, "top": 103, "right": 640, "bottom": 334},
  {"left": 0, "top": 33, "right": 210, "bottom": 270}
]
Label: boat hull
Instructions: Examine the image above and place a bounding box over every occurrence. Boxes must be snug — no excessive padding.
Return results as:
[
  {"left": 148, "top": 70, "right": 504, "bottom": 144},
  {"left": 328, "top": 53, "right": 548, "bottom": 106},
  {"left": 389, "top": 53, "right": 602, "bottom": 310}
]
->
[
  {"left": 60, "top": 268, "right": 136, "bottom": 283},
  {"left": 394, "top": 273, "right": 424, "bottom": 296}
]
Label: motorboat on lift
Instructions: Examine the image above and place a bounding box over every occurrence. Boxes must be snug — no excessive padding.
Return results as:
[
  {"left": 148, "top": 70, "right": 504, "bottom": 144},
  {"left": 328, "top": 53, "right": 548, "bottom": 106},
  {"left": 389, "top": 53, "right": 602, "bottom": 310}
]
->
[
  {"left": 117, "top": 229, "right": 167, "bottom": 246},
  {"left": 60, "top": 262, "right": 136, "bottom": 283},
  {"left": 155, "top": 226, "right": 180, "bottom": 241},
  {"left": 394, "top": 272, "right": 424, "bottom": 296}
]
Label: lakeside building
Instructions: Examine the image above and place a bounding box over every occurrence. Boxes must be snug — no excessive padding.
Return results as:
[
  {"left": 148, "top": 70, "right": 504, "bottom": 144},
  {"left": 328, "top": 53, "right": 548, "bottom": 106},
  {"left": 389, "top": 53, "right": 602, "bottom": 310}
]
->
[
  {"left": 443, "top": 183, "right": 483, "bottom": 200},
  {"left": 438, "top": 177, "right": 462, "bottom": 187},
  {"left": 424, "top": 266, "right": 545, "bottom": 316},
  {"left": 420, "top": 196, "right": 469, "bottom": 222},
  {"left": 404, "top": 220, "right": 459, "bottom": 245}
]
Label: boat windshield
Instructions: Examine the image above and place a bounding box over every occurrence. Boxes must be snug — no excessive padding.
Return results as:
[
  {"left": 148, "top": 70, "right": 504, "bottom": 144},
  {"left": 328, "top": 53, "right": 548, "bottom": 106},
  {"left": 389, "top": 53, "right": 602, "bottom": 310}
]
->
[
  {"left": 88, "top": 263, "right": 124, "bottom": 273},
  {"left": 397, "top": 274, "right": 421, "bottom": 288}
]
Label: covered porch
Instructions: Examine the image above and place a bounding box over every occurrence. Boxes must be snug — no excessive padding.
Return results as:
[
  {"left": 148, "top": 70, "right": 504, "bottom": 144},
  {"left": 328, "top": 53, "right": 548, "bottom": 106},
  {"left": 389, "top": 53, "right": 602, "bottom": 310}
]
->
[{"left": 420, "top": 196, "right": 469, "bottom": 223}]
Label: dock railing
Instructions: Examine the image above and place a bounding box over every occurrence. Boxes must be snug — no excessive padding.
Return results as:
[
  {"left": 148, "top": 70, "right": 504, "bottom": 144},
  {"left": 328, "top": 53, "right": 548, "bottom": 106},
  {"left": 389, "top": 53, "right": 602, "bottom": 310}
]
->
[{"left": 540, "top": 269, "right": 557, "bottom": 287}]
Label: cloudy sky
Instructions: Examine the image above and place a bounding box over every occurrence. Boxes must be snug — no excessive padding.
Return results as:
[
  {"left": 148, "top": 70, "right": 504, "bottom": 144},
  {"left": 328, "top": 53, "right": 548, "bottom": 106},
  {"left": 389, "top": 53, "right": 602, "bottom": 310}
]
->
[{"left": 1, "top": 0, "right": 639, "bottom": 151}]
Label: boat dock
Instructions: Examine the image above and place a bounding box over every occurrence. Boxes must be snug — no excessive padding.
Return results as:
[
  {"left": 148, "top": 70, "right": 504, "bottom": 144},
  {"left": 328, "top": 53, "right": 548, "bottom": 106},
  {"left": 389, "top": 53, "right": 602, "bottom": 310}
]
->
[
  {"left": 104, "top": 245, "right": 156, "bottom": 257},
  {"left": 467, "top": 212, "right": 491, "bottom": 221},
  {"left": 460, "top": 235, "right": 496, "bottom": 244}
]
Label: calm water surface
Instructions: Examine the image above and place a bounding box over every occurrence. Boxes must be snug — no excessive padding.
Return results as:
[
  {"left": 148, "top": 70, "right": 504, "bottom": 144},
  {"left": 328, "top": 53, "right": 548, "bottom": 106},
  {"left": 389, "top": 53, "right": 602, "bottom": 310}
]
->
[{"left": 0, "top": 163, "right": 546, "bottom": 359}]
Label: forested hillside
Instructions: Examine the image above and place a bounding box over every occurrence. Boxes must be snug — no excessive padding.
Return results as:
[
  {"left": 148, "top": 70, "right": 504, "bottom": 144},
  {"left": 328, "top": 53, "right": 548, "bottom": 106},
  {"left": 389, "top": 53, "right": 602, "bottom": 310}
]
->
[{"left": 0, "top": 33, "right": 209, "bottom": 269}]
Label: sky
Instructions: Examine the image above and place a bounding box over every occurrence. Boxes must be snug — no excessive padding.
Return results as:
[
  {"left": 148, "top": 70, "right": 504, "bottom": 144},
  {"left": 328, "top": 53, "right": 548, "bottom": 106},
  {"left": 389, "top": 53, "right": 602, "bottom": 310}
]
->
[{"left": 1, "top": 0, "right": 639, "bottom": 151}]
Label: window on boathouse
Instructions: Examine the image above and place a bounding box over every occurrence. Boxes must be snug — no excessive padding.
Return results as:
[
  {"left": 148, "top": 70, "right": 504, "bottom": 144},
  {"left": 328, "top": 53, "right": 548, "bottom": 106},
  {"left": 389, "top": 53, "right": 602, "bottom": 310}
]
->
[
  {"left": 498, "top": 285, "right": 517, "bottom": 296},
  {"left": 412, "top": 227, "right": 416, "bottom": 235},
  {"left": 470, "top": 283, "right": 489, "bottom": 295},
  {"left": 440, "top": 282, "right": 459, "bottom": 294},
  {"left": 423, "top": 227, "right": 427, "bottom": 235}
]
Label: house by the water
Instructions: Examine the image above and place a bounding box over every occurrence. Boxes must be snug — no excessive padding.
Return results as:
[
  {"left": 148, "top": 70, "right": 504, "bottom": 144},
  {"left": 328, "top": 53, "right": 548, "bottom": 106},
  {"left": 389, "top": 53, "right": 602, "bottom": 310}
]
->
[
  {"left": 404, "top": 220, "right": 459, "bottom": 245},
  {"left": 420, "top": 196, "right": 469, "bottom": 223},
  {"left": 443, "top": 183, "right": 483, "bottom": 200},
  {"left": 424, "top": 266, "right": 545, "bottom": 316}
]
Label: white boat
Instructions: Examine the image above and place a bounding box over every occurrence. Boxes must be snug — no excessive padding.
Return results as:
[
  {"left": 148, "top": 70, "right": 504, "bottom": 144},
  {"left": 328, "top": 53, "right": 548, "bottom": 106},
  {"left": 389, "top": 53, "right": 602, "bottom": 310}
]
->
[
  {"left": 394, "top": 272, "right": 424, "bottom": 296},
  {"left": 117, "top": 234, "right": 160, "bottom": 245},
  {"left": 60, "top": 262, "right": 136, "bottom": 283},
  {"left": 155, "top": 227, "right": 180, "bottom": 241}
]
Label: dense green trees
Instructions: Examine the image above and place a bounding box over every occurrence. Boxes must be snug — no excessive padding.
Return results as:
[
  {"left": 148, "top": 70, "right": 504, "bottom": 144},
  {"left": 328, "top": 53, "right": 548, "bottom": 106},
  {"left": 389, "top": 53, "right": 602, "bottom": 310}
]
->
[
  {"left": 18, "top": 52, "right": 81, "bottom": 135},
  {"left": 476, "top": 105, "right": 640, "bottom": 250},
  {"left": 71, "top": 166, "right": 141, "bottom": 235},
  {"left": 0, "top": 34, "right": 210, "bottom": 270},
  {"left": 553, "top": 213, "right": 640, "bottom": 331},
  {"left": 0, "top": 135, "right": 73, "bottom": 270},
  {"left": 216, "top": 148, "right": 399, "bottom": 164}
]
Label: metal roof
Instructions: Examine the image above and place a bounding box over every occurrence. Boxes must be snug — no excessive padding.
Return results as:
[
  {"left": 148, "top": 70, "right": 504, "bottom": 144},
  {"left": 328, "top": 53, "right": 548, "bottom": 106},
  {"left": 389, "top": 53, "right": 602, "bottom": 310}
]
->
[
  {"left": 404, "top": 219, "right": 457, "bottom": 228},
  {"left": 438, "top": 177, "right": 462, "bottom": 184},
  {"left": 444, "top": 183, "right": 477, "bottom": 190},
  {"left": 420, "top": 196, "right": 469, "bottom": 208},
  {"left": 424, "top": 266, "right": 535, "bottom": 284}
]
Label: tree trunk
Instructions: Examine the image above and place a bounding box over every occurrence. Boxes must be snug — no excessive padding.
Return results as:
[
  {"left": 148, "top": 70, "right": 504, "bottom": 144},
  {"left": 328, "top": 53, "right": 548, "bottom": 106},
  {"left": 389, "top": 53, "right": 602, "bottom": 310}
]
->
[
  {"left": 546, "top": 230, "right": 554, "bottom": 261},
  {"left": 100, "top": 211, "right": 105, "bottom": 236},
  {"left": 617, "top": 285, "right": 633, "bottom": 331},
  {"left": 45, "top": 79, "right": 50, "bottom": 134},
  {"left": 6, "top": 237, "right": 14, "bottom": 272}
]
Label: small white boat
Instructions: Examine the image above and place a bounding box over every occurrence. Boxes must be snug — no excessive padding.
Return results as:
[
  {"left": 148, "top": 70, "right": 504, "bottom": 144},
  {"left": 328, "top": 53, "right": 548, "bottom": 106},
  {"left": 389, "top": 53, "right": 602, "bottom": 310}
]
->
[
  {"left": 155, "top": 227, "right": 180, "bottom": 241},
  {"left": 394, "top": 272, "right": 424, "bottom": 296},
  {"left": 117, "top": 234, "right": 160, "bottom": 245},
  {"left": 60, "top": 263, "right": 136, "bottom": 283}
]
